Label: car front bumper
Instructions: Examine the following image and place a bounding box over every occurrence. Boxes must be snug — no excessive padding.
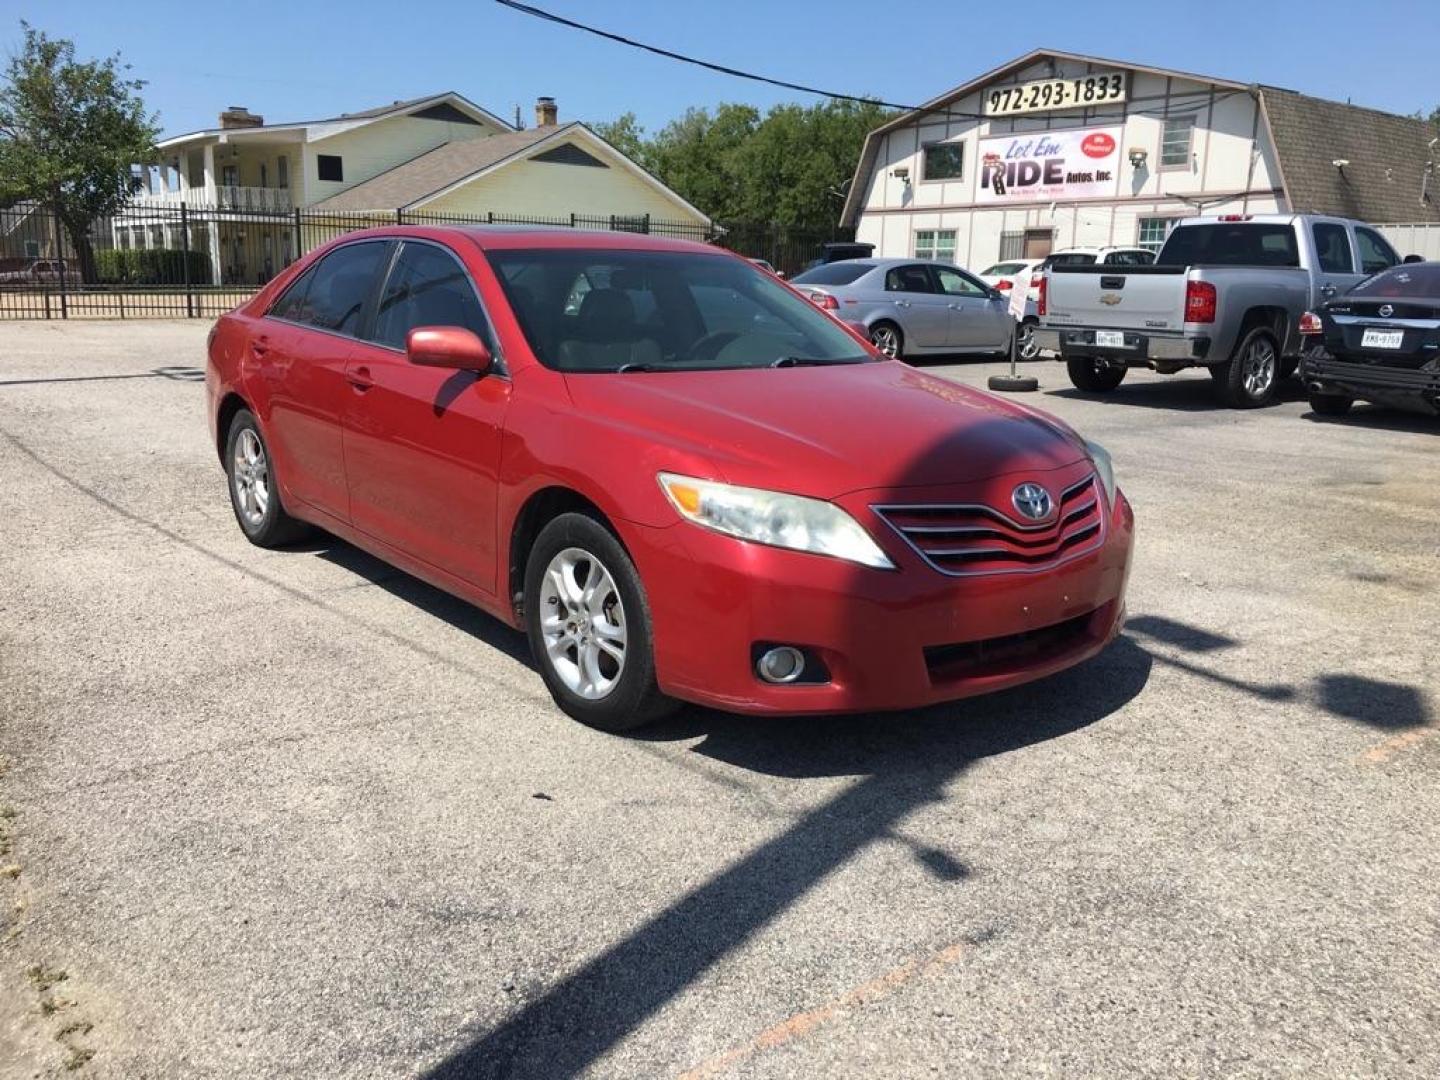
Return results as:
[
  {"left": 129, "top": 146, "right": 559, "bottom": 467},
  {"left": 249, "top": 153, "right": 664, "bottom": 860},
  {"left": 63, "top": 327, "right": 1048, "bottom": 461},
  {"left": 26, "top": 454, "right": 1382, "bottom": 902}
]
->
[{"left": 628, "top": 483, "right": 1134, "bottom": 715}]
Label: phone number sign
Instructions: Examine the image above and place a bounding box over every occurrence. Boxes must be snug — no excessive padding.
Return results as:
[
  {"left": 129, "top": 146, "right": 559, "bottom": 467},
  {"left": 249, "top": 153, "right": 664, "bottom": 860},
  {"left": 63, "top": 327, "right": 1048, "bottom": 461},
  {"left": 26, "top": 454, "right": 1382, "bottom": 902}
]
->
[
  {"left": 985, "top": 72, "right": 1127, "bottom": 117},
  {"left": 976, "top": 127, "right": 1123, "bottom": 204}
]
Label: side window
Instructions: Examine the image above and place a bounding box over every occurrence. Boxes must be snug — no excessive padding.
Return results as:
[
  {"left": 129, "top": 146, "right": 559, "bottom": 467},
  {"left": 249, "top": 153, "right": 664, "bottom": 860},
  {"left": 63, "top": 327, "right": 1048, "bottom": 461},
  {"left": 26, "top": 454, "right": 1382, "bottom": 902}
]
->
[
  {"left": 1354, "top": 227, "right": 1398, "bottom": 274},
  {"left": 286, "top": 241, "right": 387, "bottom": 335},
  {"left": 885, "top": 265, "right": 935, "bottom": 293},
  {"left": 1312, "top": 223, "right": 1353, "bottom": 274},
  {"left": 372, "top": 241, "right": 492, "bottom": 350},
  {"left": 317, "top": 155, "right": 343, "bottom": 182},
  {"left": 933, "top": 267, "right": 987, "bottom": 297},
  {"left": 269, "top": 263, "right": 320, "bottom": 322}
]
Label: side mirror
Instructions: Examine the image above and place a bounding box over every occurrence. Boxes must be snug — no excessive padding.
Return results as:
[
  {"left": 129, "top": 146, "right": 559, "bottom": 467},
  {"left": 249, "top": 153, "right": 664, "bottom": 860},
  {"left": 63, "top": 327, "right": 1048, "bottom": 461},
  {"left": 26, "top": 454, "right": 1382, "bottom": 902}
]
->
[
  {"left": 406, "top": 326, "right": 493, "bottom": 372},
  {"left": 1403, "top": 254, "right": 1424, "bottom": 264}
]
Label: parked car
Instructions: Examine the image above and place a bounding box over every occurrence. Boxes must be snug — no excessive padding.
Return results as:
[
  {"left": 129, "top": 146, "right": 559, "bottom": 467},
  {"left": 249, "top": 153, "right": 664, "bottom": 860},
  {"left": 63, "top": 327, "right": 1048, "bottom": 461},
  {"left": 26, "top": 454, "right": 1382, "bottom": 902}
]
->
[
  {"left": 1299, "top": 261, "right": 1440, "bottom": 417},
  {"left": 207, "top": 226, "right": 1133, "bottom": 731},
  {"left": 1033, "top": 214, "right": 1405, "bottom": 408},
  {"left": 0, "top": 259, "right": 76, "bottom": 285},
  {"left": 799, "top": 240, "right": 876, "bottom": 273},
  {"left": 979, "top": 258, "right": 1042, "bottom": 357},
  {"left": 748, "top": 257, "right": 784, "bottom": 278},
  {"left": 790, "top": 258, "right": 1016, "bottom": 359}
]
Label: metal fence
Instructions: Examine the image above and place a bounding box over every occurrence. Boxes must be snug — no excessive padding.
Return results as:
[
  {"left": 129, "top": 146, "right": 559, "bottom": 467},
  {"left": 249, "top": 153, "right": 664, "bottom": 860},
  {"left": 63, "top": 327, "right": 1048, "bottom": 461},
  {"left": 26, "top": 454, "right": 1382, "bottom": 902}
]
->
[{"left": 0, "top": 202, "right": 851, "bottom": 320}]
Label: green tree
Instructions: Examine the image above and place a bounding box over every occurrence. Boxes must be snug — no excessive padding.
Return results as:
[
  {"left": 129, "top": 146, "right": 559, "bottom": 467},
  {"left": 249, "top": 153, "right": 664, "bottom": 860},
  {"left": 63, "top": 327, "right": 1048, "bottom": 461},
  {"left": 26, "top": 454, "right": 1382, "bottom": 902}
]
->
[
  {"left": 590, "top": 112, "right": 653, "bottom": 172},
  {"left": 0, "top": 23, "right": 158, "bottom": 282}
]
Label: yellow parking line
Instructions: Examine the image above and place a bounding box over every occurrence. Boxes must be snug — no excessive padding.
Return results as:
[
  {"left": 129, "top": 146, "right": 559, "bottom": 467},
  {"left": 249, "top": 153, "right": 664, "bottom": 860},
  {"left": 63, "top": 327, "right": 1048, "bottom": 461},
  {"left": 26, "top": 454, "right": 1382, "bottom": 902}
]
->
[
  {"left": 678, "top": 942, "right": 968, "bottom": 1079},
  {"left": 1362, "top": 727, "right": 1437, "bottom": 764}
]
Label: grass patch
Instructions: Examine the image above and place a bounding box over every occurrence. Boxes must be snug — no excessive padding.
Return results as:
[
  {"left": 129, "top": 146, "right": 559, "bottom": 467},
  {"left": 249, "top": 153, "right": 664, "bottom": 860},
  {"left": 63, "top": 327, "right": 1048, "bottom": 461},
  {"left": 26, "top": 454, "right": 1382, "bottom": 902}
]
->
[
  {"left": 25, "top": 964, "right": 67, "bottom": 992},
  {"left": 64, "top": 1046, "right": 95, "bottom": 1071},
  {"left": 56, "top": 1020, "right": 93, "bottom": 1039}
]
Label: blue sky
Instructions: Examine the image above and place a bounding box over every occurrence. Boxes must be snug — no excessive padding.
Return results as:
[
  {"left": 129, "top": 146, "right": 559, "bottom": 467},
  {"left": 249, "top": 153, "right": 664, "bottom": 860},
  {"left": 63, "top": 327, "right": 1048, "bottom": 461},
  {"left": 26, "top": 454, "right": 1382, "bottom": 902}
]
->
[{"left": 6, "top": 0, "right": 1440, "bottom": 138}]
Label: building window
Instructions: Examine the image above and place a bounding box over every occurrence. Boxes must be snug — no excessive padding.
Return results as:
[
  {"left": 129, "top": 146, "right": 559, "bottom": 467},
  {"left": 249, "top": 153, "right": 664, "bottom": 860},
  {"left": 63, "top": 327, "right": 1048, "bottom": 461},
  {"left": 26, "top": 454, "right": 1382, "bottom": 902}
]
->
[
  {"left": 1137, "top": 217, "right": 1177, "bottom": 252},
  {"left": 1160, "top": 116, "right": 1195, "bottom": 170},
  {"left": 24, "top": 240, "right": 41, "bottom": 258},
  {"left": 998, "top": 231, "right": 1025, "bottom": 262},
  {"left": 922, "top": 142, "right": 964, "bottom": 181},
  {"left": 277, "top": 156, "right": 289, "bottom": 189},
  {"left": 317, "top": 154, "right": 344, "bottom": 182},
  {"left": 259, "top": 162, "right": 269, "bottom": 188},
  {"left": 914, "top": 229, "right": 957, "bottom": 262}
]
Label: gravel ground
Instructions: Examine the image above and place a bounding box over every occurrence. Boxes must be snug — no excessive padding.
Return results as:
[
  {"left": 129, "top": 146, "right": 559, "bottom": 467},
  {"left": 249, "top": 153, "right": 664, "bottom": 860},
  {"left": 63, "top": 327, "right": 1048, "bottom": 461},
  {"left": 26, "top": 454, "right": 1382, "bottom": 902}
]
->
[{"left": 0, "top": 320, "right": 1436, "bottom": 1079}]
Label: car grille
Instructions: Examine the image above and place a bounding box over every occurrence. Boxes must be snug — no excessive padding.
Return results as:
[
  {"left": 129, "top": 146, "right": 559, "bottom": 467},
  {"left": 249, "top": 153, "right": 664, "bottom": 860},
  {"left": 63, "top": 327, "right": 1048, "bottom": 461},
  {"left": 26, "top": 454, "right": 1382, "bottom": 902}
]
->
[
  {"left": 873, "top": 473, "right": 1104, "bottom": 576},
  {"left": 923, "top": 610, "right": 1098, "bottom": 683}
]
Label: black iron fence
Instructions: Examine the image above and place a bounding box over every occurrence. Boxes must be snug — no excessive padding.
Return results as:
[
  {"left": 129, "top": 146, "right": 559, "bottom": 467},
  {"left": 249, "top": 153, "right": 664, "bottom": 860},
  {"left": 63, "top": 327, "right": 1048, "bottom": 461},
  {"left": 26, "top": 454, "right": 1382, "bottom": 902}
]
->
[{"left": 0, "top": 201, "right": 851, "bottom": 320}]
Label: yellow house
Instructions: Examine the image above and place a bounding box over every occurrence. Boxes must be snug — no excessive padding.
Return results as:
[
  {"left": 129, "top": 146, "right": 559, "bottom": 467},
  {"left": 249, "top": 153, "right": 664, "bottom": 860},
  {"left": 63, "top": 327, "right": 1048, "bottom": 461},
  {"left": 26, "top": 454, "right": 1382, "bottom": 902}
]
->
[{"left": 126, "top": 93, "right": 710, "bottom": 284}]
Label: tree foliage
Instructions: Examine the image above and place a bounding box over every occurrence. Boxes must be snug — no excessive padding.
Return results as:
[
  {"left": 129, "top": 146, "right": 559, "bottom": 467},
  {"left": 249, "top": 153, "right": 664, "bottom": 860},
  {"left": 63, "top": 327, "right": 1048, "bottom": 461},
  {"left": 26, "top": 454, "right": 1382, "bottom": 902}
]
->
[
  {"left": 0, "top": 23, "right": 158, "bottom": 280},
  {"left": 593, "top": 98, "right": 891, "bottom": 227}
]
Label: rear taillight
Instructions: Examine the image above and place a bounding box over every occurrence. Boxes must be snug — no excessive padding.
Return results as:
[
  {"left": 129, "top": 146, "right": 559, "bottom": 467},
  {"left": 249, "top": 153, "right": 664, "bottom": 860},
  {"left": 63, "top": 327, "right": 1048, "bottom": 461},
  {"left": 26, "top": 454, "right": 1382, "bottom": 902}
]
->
[
  {"left": 1217, "top": 214, "right": 1253, "bottom": 222},
  {"left": 1298, "top": 311, "right": 1323, "bottom": 335},
  {"left": 1036, "top": 275, "right": 1047, "bottom": 317},
  {"left": 994, "top": 279, "right": 1013, "bottom": 291},
  {"left": 812, "top": 292, "right": 839, "bottom": 311},
  {"left": 1185, "top": 280, "right": 1217, "bottom": 323},
  {"left": 1029, "top": 274, "right": 1043, "bottom": 289}
]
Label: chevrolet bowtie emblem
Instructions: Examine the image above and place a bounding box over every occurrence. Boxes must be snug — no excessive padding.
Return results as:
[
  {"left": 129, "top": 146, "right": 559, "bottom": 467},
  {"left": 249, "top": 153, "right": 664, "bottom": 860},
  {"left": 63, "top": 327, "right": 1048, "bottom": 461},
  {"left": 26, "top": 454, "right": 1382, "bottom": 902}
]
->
[{"left": 1099, "top": 293, "right": 1122, "bottom": 306}]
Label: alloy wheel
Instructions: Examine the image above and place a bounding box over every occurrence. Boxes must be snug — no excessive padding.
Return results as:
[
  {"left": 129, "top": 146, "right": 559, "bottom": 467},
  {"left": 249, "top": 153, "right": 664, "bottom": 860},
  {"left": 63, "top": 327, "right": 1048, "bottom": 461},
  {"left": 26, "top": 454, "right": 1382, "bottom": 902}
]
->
[
  {"left": 231, "top": 428, "right": 270, "bottom": 527},
  {"left": 871, "top": 326, "right": 900, "bottom": 358},
  {"left": 539, "top": 547, "right": 627, "bottom": 700},
  {"left": 1241, "top": 337, "right": 1276, "bottom": 398},
  {"left": 1017, "top": 323, "right": 1040, "bottom": 360}
]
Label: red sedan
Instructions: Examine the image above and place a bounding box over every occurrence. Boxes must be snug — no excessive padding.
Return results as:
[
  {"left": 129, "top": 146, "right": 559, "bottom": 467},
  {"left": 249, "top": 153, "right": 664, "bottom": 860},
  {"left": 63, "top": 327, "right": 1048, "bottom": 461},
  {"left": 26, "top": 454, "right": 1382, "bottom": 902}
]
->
[{"left": 207, "top": 226, "right": 1133, "bottom": 731}]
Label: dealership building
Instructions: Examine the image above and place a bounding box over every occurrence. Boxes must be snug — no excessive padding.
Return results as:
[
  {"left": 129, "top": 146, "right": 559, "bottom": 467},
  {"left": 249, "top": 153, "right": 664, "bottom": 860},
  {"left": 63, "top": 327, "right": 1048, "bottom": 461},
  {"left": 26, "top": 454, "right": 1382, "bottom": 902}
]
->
[{"left": 842, "top": 50, "right": 1440, "bottom": 268}]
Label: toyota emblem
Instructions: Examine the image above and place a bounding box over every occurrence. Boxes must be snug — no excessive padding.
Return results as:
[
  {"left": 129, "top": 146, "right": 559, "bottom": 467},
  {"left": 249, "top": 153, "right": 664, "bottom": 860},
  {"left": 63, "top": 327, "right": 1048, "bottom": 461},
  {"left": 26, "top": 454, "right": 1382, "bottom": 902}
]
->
[
  {"left": 1012, "top": 483, "right": 1053, "bottom": 521},
  {"left": 1379, "top": 304, "right": 1394, "bottom": 317}
]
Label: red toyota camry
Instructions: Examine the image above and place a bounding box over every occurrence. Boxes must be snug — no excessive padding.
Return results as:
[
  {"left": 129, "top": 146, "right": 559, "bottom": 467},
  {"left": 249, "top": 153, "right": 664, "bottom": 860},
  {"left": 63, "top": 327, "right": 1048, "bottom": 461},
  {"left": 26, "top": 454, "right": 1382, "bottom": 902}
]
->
[{"left": 207, "top": 226, "right": 1133, "bottom": 731}]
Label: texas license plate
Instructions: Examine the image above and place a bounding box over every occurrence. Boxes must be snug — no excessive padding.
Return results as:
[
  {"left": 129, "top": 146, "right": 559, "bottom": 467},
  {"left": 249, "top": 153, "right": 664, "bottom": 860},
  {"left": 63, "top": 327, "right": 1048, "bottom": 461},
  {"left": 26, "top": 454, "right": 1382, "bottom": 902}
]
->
[
  {"left": 1095, "top": 331, "right": 1127, "bottom": 348},
  {"left": 1361, "top": 329, "right": 1403, "bottom": 349}
]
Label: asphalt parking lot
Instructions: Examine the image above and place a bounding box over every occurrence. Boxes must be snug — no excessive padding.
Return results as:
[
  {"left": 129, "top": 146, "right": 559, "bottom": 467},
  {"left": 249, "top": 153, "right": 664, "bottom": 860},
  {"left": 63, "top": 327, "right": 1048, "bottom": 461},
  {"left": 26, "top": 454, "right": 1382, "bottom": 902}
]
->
[{"left": 1, "top": 320, "right": 1436, "bottom": 1078}]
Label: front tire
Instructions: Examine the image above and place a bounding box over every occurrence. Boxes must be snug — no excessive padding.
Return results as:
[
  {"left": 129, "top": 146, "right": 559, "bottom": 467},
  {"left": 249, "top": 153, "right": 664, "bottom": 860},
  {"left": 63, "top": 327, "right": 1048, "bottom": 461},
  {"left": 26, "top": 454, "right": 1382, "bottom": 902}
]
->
[
  {"left": 1066, "top": 356, "right": 1127, "bottom": 392},
  {"left": 869, "top": 321, "right": 903, "bottom": 359},
  {"left": 1309, "top": 392, "right": 1354, "bottom": 417},
  {"left": 524, "top": 512, "right": 675, "bottom": 732},
  {"left": 224, "top": 409, "right": 310, "bottom": 547},
  {"left": 1213, "top": 327, "right": 1281, "bottom": 408}
]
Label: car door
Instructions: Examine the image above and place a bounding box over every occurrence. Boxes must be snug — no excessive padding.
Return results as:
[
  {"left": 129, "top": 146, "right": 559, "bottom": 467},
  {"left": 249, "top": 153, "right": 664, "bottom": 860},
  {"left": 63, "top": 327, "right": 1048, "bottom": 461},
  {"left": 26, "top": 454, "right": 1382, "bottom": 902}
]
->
[
  {"left": 342, "top": 238, "right": 511, "bottom": 593},
  {"left": 882, "top": 264, "right": 949, "bottom": 348},
  {"left": 1311, "top": 220, "right": 1361, "bottom": 303},
  {"left": 932, "top": 265, "right": 1010, "bottom": 349},
  {"left": 255, "top": 239, "right": 390, "bottom": 521}
]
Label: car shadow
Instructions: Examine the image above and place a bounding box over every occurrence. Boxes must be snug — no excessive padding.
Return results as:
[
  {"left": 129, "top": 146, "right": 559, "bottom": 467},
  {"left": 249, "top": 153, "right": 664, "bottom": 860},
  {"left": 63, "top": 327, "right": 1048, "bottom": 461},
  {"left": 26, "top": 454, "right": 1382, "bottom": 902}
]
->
[
  {"left": 1303, "top": 405, "right": 1439, "bottom": 434},
  {"left": 1046, "top": 373, "right": 1308, "bottom": 412}
]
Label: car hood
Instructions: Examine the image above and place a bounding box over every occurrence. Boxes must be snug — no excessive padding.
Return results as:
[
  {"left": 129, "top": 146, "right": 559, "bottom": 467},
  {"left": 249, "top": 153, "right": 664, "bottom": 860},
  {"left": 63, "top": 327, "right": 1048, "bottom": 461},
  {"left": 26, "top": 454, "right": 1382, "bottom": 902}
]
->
[{"left": 564, "top": 361, "right": 1087, "bottom": 499}]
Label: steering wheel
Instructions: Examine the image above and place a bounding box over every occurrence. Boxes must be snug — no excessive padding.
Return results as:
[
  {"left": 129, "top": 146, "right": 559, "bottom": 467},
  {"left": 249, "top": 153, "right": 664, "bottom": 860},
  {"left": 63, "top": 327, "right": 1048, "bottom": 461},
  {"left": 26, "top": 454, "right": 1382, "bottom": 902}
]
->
[{"left": 687, "top": 330, "right": 742, "bottom": 365}]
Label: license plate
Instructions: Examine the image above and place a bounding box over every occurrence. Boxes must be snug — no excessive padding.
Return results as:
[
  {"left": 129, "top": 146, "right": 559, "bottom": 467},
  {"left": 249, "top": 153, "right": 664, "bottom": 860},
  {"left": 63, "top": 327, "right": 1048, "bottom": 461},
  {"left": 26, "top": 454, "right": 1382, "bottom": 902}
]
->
[
  {"left": 1361, "top": 329, "right": 1404, "bottom": 349},
  {"left": 1094, "top": 331, "right": 1127, "bottom": 348}
]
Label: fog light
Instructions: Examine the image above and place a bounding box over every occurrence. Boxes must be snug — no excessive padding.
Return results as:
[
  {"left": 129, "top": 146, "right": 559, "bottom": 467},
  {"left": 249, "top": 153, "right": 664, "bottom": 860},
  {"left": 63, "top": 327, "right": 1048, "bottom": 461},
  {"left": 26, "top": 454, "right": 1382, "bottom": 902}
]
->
[{"left": 756, "top": 646, "right": 806, "bottom": 684}]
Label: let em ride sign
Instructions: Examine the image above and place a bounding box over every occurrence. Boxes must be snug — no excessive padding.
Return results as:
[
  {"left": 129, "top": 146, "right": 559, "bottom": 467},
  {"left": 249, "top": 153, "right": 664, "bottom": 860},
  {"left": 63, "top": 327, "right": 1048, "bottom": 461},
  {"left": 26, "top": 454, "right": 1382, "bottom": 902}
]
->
[{"left": 977, "top": 126, "right": 1123, "bottom": 204}]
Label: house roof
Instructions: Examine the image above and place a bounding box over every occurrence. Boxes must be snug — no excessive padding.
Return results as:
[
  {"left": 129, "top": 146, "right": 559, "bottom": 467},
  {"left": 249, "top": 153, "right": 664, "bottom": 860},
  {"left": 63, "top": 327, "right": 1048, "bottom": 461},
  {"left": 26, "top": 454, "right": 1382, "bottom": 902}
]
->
[
  {"left": 154, "top": 92, "right": 513, "bottom": 150},
  {"left": 311, "top": 127, "right": 559, "bottom": 210},
  {"left": 1258, "top": 88, "right": 1440, "bottom": 223},
  {"left": 841, "top": 49, "right": 1440, "bottom": 227},
  {"left": 309, "top": 122, "right": 712, "bottom": 225}
]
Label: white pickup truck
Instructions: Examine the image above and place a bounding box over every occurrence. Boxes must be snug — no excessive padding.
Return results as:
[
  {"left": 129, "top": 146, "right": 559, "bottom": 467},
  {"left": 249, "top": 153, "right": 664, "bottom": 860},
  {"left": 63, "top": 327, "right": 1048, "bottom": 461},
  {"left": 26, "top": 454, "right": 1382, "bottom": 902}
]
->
[{"left": 1031, "top": 215, "right": 1407, "bottom": 407}]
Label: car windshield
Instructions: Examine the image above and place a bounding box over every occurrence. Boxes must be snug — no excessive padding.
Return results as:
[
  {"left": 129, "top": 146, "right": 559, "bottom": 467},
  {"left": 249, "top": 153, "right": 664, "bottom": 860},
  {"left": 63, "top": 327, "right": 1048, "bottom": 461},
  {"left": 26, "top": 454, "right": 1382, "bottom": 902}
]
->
[
  {"left": 488, "top": 248, "right": 873, "bottom": 373},
  {"left": 982, "top": 261, "right": 1026, "bottom": 276},
  {"left": 1348, "top": 263, "right": 1440, "bottom": 298},
  {"left": 790, "top": 262, "right": 875, "bottom": 286}
]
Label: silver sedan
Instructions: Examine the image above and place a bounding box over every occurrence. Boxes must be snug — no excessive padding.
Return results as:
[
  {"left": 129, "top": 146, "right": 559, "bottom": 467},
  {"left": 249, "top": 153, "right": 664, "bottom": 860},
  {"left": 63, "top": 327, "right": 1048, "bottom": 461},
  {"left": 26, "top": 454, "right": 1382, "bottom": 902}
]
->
[{"left": 789, "top": 258, "right": 1016, "bottom": 360}]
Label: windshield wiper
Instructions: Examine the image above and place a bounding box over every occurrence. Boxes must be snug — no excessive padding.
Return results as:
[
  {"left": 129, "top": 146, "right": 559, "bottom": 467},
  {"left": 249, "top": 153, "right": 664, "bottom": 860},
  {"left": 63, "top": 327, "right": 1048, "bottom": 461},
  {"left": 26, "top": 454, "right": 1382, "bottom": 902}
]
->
[
  {"left": 616, "top": 362, "right": 662, "bottom": 373},
  {"left": 771, "top": 355, "right": 866, "bottom": 367}
]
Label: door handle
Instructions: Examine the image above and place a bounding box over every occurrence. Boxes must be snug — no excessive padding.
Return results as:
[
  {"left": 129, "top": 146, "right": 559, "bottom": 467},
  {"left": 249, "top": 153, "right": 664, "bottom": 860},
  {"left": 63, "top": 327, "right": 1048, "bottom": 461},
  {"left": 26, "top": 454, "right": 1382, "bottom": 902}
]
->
[
  {"left": 947, "top": 303, "right": 962, "bottom": 310},
  {"left": 893, "top": 300, "right": 911, "bottom": 308},
  {"left": 250, "top": 336, "right": 270, "bottom": 357},
  {"left": 1320, "top": 283, "right": 1337, "bottom": 298},
  {"left": 347, "top": 365, "right": 374, "bottom": 392}
]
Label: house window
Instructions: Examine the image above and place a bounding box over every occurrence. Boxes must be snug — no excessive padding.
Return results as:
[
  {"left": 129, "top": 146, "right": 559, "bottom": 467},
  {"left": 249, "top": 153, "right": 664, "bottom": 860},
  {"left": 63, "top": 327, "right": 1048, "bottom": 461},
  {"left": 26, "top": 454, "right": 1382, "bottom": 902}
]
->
[
  {"left": 998, "top": 231, "right": 1025, "bottom": 262},
  {"left": 24, "top": 240, "right": 40, "bottom": 258},
  {"left": 221, "top": 164, "right": 239, "bottom": 189},
  {"left": 317, "top": 155, "right": 344, "bottom": 182},
  {"left": 150, "top": 225, "right": 164, "bottom": 248},
  {"left": 922, "top": 142, "right": 964, "bottom": 181},
  {"left": 914, "top": 229, "right": 957, "bottom": 262},
  {"left": 277, "top": 156, "right": 289, "bottom": 189},
  {"left": 1137, "top": 217, "right": 1176, "bottom": 252},
  {"left": 259, "top": 162, "right": 269, "bottom": 188},
  {"left": 1160, "top": 116, "right": 1195, "bottom": 170}
]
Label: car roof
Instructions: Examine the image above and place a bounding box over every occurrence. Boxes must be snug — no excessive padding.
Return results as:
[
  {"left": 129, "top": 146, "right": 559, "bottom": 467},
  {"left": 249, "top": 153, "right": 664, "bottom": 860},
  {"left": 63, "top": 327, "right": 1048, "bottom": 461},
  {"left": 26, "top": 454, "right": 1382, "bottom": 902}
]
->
[{"left": 310, "top": 223, "right": 726, "bottom": 256}]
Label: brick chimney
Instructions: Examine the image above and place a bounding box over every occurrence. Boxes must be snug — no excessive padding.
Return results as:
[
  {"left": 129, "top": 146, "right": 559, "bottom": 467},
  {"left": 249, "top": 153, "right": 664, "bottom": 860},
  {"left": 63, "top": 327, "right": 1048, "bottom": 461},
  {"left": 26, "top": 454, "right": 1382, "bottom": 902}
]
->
[
  {"left": 534, "top": 96, "right": 557, "bottom": 127},
  {"left": 219, "top": 106, "right": 264, "bottom": 130}
]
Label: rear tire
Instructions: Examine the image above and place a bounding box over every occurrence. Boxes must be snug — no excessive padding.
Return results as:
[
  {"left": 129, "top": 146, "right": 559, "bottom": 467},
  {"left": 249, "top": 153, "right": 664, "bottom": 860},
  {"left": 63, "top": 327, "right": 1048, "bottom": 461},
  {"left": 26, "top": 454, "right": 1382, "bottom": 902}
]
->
[
  {"left": 1308, "top": 392, "right": 1354, "bottom": 416},
  {"left": 869, "top": 321, "right": 903, "bottom": 359},
  {"left": 524, "top": 512, "right": 676, "bottom": 733},
  {"left": 1016, "top": 318, "right": 1041, "bottom": 360},
  {"left": 224, "top": 409, "right": 311, "bottom": 548},
  {"left": 1213, "top": 327, "right": 1281, "bottom": 408},
  {"left": 1066, "top": 356, "right": 1127, "bottom": 392}
]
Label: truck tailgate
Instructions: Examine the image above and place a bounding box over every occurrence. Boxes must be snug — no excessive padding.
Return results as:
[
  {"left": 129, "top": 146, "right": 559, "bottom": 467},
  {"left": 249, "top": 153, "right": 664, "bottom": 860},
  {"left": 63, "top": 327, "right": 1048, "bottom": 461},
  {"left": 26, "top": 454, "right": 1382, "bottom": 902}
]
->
[{"left": 1044, "top": 265, "right": 1189, "bottom": 332}]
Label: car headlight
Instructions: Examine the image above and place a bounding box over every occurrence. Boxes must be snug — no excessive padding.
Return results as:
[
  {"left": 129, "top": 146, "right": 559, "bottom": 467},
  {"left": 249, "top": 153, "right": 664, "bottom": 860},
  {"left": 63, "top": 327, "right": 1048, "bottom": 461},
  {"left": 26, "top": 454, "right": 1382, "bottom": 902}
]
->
[
  {"left": 658, "top": 473, "right": 895, "bottom": 569},
  {"left": 1085, "top": 440, "right": 1117, "bottom": 507}
]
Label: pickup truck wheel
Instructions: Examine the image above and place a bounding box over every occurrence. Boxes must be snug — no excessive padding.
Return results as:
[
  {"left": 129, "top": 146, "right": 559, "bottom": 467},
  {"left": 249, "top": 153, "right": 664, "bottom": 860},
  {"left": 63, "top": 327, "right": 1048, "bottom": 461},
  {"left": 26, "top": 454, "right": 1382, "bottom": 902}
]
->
[
  {"left": 1214, "top": 327, "right": 1281, "bottom": 408},
  {"left": 1066, "top": 356, "right": 1127, "bottom": 392},
  {"left": 1308, "top": 392, "right": 1354, "bottom": 417}
]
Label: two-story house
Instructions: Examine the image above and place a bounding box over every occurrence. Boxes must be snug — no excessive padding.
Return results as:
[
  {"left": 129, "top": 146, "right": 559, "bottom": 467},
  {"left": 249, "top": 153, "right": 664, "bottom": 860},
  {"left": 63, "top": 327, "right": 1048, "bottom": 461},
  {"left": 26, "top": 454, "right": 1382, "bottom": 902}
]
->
[{"left": 126, "top": 93, "right": 710, "bottom": 285}]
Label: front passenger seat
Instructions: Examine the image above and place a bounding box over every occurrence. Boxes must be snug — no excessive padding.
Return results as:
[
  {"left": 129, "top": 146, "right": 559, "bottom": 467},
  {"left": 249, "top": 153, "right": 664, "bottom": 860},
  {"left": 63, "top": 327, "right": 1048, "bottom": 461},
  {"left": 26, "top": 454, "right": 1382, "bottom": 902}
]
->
[{"left": 558, "top": 288, "right": 662, "bottom": 371}]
